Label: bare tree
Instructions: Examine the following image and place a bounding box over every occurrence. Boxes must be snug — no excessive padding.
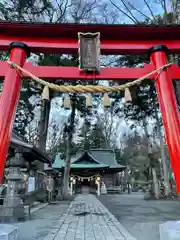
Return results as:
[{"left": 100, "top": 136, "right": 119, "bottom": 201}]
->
[
  {"left": 46, "top": 118, "right": 67, "bottom": 153},
  {"left": 25, "top": 120, "right": 39, "bottom": 145},
  {"left": 69, "top": 0, "right": 97, "bottom": 23},
  {"left": 109, "top": 0, "right": 180, "bottom": 24},
  {"left": 43, "top": 0, "right": 73, "bottom": 23}
]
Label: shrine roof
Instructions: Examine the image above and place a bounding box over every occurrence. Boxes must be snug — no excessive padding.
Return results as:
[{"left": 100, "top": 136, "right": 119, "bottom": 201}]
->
[
  {"left": 0, "top": 21, "right": 180, "bottom": 41},
  {"left": 89, "top": 149, "right": 118, "bottom": 165},
  {"left": 68, "top": 163, "right": 108, "bottom": 169},
  {"left": 52, "top": 149, "right": 126, "bottom": 171},
  {"left": 10, "top": 130, "right": 51, "bottom": 164}
]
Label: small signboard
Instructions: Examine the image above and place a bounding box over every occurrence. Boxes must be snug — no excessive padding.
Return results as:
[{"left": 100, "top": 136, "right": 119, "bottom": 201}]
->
[
  {"left": 28, "top": 177, "right": 35, "bottom": 192},
  {"left": 46, "top": 177, "right": 54, "bottom": 192},
  {"left": 78, "top": 32, "right": 100, "bottom": 72}
]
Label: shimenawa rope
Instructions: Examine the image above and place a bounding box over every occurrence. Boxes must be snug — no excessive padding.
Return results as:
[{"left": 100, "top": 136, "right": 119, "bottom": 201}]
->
[{"left": 7, "top": 60, "right": 172, "bottom": 93}]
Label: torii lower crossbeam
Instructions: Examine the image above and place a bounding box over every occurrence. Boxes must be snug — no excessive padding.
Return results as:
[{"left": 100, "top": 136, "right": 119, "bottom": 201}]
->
[{"left": 0, "top": 62, "right": 180, "bottom": 80}]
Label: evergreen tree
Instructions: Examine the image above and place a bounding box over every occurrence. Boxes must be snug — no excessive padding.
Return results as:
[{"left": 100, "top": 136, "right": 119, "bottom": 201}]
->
[
  {"left": 0, "top": 0, "right": 51, "bottom": 21},
  {"left": 87, "top": 123, "right": 107, "bottom": 149},
  {"left": 76, "top": 117, "right": 108, "bottom": 150},
  {"left": 0, "top": 0, "right": 52, "bottom": 138}
]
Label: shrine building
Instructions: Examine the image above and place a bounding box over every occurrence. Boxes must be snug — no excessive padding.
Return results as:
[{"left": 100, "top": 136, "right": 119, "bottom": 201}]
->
[{"left": 52, "top": 149, "right": 126, "bottom": 195}]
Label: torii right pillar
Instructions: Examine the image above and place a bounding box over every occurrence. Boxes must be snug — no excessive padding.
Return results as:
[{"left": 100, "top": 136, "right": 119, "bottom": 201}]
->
[{"left": 150, "top": 45, "right": 180, "bottom": 196}]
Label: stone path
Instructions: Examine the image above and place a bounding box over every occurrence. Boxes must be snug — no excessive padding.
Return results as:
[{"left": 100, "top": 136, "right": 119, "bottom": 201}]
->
[{"left": 44, "top": 194, "right": 137, "bottom": 240}]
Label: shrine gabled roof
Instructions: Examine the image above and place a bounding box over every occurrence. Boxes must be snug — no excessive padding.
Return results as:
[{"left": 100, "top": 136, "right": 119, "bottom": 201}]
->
[
  {"left": 52, "top": 149, "right": 126, "bottom": 170},
  {"left": 52, "top": 155, "right": 102, "bottom": 169},
  {"left": 72, "top": 151, "right": 100, "bottom": 164},
  {"left": 89, "top": 149, "right": 118, "bottom": 165}
]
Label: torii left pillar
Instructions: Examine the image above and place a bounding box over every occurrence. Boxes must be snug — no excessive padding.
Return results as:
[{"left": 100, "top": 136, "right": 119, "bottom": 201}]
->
[{"left": 0, "top": 42, "right": 30, "bottom": 184}]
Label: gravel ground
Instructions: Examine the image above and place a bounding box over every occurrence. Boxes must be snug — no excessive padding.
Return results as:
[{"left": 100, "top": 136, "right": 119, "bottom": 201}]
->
[{"left": 98, "top": 193, "right": 180, "bottom": 240}]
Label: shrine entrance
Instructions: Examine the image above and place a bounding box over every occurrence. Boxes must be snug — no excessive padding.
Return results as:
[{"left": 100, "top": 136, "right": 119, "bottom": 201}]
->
[
  {"left": 76, "top": 175, "right": 96, "bottom": 194},
  {"left": 70, "top": 174, "right": 97, "bottom": 195},
  {"left": 80, "top": 180, "right": 91, "bottom": 190},
  {"left": 0, "top": 22, "right": 179, "bottom": 195}
]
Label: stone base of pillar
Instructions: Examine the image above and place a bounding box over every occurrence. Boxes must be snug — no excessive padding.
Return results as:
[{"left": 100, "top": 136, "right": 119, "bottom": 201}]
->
[
  {"left": 0, "top": 224, "right": 18, "bottom": 239},
  {"left": 0, "top": 196, "right": 25, "bottom": 222},
  {"left": 159, "top": 221, "right": 180, "bottom": 240}
]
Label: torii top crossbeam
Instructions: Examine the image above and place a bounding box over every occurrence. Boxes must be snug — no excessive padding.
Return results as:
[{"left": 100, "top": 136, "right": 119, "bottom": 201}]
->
[
  {"left": 1, "top": 21, "right": 180, "bottom": 54},
  {"left": 0, "top": 21, "right": 180, "bottom": 198},
  {"left": 0, "top": 22, "right": 180, "bottom": 81}
]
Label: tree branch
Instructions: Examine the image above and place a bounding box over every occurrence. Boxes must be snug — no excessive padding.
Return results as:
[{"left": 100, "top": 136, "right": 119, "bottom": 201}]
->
[
  {"left": 120, "top": 0, "right": 141, "bottom": 23},
  {"left": 143, "top": 0, "right": 157, "bottom": 23},
  {"left": 109, "top": 0, "right": 139, "bottom": 24},
  {"left": 157, "top": 0, "right": 168, "bottom": 21},
  {"left": 171, "top": 0, "right": 178, "bottom": 23},
  {"left": 124, "top": 0, "right": 152, "bottom": 22}
]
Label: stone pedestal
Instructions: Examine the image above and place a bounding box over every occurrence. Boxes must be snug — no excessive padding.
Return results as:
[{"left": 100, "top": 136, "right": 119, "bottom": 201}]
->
[
  {"left": 0, "top": 224, "right": 18, "bottom": 240},
  {"left": 1, "top": 149, "right": 25, "bottom": 222},
  {"left": 2, "top": 196, "right": 24, "bottom": 222},
  {"left": 160, "top": 221, "right": 180, "bottom": 240}
]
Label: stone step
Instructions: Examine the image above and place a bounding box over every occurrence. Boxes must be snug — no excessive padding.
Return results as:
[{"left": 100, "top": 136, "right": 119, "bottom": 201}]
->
[{"left": 0, "top": 224, "right": 18, "bottom": 240}]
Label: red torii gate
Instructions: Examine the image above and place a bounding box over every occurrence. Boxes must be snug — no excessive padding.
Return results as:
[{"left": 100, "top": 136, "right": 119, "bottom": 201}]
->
[{"left": 0, "top": 22, "right": 180, "bottom": 194}]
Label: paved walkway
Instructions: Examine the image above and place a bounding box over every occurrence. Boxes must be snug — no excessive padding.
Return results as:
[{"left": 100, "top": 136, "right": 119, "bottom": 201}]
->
[
  {"left": 13, "top": 199, "right": 72, "bottom": 240},
  {"left": 44, "top": 194, "right": 137, "bottom": 240}
]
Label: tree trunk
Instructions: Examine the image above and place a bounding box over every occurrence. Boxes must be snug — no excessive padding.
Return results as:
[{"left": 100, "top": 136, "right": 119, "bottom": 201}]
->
[
  {"left": 62, "top": 135, "right": 71, "bottom": 198},
  {"left": 37, "top": 98, "right": 51, "bottom": 170},
  {"left": 124, "top": 168, "right": 128, "bottom": 191},
  {"left": 142, "top": 117, "right": 151, "bottom": 174},
  {"left": 37, "top": 99, "right": 51, "bottom": 151},
  {"left": 154, "top": 99, "right": 171, "bottom": 197},
  {"left": 62, "top": 96, "right": 76, "bottom": 198},
  {"left": 142, "top": 117, "right": 155, "bottom": 195},
  {"left": 159, "top": 133, "right": 171, "bottom": 196},
  {"left": 152, "top": 167, "right": 159, "bottom": 199}
]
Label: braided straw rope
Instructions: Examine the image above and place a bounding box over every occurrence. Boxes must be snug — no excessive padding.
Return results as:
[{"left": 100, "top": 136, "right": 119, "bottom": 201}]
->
[{"left": 7, "top": 60, "right": 172, "bottom": 93}]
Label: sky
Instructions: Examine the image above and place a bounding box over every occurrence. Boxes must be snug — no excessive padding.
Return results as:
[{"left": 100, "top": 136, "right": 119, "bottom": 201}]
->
[{"left": 111, "top": 0, "right": 166, "bottom": 23}]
